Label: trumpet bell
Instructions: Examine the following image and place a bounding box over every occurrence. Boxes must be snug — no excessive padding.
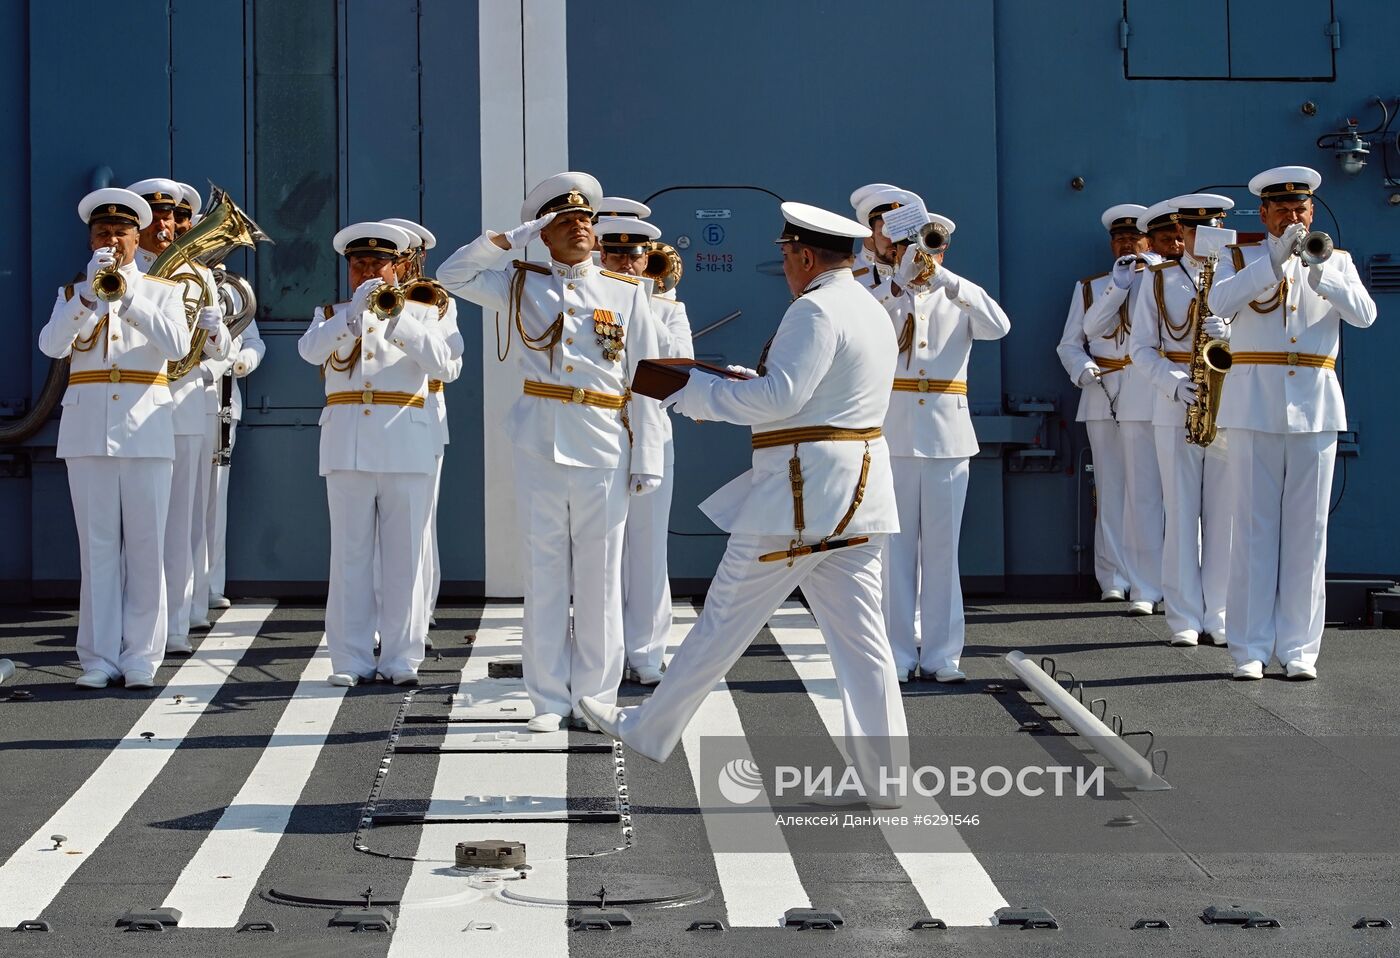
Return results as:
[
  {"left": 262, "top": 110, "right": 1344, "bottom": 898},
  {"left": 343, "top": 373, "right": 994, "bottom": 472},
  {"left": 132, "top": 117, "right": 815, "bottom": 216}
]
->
[
  {"left": 1298, "top": 230, "right": 1333, "bottom": 267},
  {"left": 642, "top": 241, "right": 684, "bottom": 294},
  {"left": 914, "top": 222, "right": 949, "bottom": 257},
  {"left": 93, "top": 266, "right": 126, "bottom": 302},
  {"left": 371, "top": 284, "right": 406, "bottom": 319}
]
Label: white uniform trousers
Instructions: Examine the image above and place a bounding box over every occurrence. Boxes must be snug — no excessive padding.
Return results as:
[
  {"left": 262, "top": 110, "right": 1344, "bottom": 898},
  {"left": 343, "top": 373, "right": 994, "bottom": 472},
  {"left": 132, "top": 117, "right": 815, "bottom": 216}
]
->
[
  {"left": 67, "top": 456, "right": 172, "bottom": 678},
  {"left": 1224, "top": 429, "right": 1335, "bottom": 670},
  {"left": 622, "top": 441, "right": 675, "bottom": 672},
  {"left": 420, "top": 454, "right": 445, "bottom": 628},
  {"left": 188, "top": 426, "right": 215, "bottom": 624},
  {"left": 615, "top": 535, "right": 908, "bottom": 795},
  {"left": 164, "top": 434, "right": 208, "bottom": 640},
  {"left": 1154, "top": 427, "right": 1231, "bottom": 639},
  {"left": 883, "top": 456, "right": 969, "bottom": 673},
  {"left": 1085, "top": 420, "right": 1129, "bottom": 595},
  {"left": 206, "top": 423, "right": 235, "bottom": 597},
  {"left": 325, "top": 470, "right": 431, "bottom": 678},
  {"left": 514, "top": 446, "right": 629, "bottom": 719},
  {"left": 1121, "top": 421, "right": 1165, "bottom": 604}
]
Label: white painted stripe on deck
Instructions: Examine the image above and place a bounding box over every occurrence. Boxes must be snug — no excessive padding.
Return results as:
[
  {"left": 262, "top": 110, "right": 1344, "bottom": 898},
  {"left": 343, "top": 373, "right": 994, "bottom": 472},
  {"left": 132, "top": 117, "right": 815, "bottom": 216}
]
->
[
  {"left": 669, "top": 602, "right": 810, "bottom": 926},
  {"left": 389, "top": 604, "right": 569, "bottom": 957},
  {"left": 0, "top": 602, "right": 277, "bottom": 926},
  {"left": 767, "top": 603, "right": 1008, "bottom": 926},
  {"left": 162, "top": 635, "right": 345, "bottom": 926}
]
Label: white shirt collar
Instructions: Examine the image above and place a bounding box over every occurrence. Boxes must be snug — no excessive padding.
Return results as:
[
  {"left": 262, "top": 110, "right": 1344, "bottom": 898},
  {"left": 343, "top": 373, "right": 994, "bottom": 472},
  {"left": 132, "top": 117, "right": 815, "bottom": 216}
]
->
[{"left": 551, "top": 258, "right": 593, "bottom": 280}]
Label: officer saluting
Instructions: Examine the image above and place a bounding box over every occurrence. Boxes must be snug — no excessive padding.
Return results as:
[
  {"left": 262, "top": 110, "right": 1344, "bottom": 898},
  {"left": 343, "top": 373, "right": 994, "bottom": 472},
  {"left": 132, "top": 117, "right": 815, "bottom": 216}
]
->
[
  {"left": 1207, "top": 166, "right": 1377, "bottom": 680},
  {"left": 299, "top": 222, "right": 453, "bottom": 687},
  {"left": 38, "top": 189, "right": 190, "bottom": 689},
  {"left": 580, "top": 203, "right": 908, "bottom": 803},
  {"left": 437, "top": 173, "right": 666, "bottom": 733}
]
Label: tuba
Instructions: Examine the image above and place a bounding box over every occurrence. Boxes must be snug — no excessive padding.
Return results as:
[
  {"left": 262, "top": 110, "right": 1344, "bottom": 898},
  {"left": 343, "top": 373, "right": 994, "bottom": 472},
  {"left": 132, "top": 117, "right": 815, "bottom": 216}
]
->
[
  {"left": 155, "top": 186, "right": 270, "bottom": 381},
  {"left": 641, "top": 241, "right": 684, "bottom": 294},
  {"left": 1184, "top": 253, "right": 1232, "bottom": 446}
]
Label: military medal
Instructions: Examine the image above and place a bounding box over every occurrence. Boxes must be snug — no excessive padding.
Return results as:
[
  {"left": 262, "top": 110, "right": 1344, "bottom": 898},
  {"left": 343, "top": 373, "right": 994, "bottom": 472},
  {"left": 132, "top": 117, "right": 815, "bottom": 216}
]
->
[{"left": 593, "top": 308, "right": 624, "bottom": 362}]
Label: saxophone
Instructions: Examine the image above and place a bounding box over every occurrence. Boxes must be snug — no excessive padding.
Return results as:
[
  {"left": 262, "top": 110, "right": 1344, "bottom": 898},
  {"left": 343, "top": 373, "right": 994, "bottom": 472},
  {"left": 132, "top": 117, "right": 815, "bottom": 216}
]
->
[{"left": 1184, "top": 253, "right": 1232, "bottom": 446}]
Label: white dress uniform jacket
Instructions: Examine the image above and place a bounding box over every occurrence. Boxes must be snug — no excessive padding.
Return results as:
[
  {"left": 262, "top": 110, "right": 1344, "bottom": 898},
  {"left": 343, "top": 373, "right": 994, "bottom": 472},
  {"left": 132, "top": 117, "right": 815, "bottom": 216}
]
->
[
  {"left": 298, "top": 301, "right": 451, "bottom": 476},
  {"left": 436, "top": 235, "right": 666, "bottom": 478},
  {"left": 1078, "top": 263, "right": 1166, "bottom": 604},
  {"left": 1206, "top": 236, "right": 1376, "bottom": 671},
  {"left": 1129, "top": 254, "right": 1233, "bottom": 641},
  {"left": 1209, "top": 240, "right": 1376, "bottom": 433},
  {"left": 38, "top": 264, "right": 191, "bottom": 679},
  {"left": 686, "top": 268, "right": 899, "bottom": 537},
  {"left": 622, "top": 291, "right": 694, "bottom": 673},
  {"left": 612, "top": 265, "right": 908, "bottom": 795},
  {"left": 874, "top": 268, "right": 1011, "bottom": 459},
  {"left": 39, "top": 267, "right": 190, "bottom": 458},
  {"left": 203, "top": 318, "right": 266, "bottom": 600}
]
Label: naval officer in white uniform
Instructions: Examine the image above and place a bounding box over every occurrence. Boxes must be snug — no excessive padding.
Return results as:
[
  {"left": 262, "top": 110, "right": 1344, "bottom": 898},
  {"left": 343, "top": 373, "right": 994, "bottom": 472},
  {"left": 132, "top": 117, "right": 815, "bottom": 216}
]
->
[
  {"left": 128, "top": 177, "right": 229, "bottom": 653},
  {"left": 437, "top": 172, "right": 667, "bottom": 732},
  {"left": 1064, "top": 204, "right": 1166, "bottom": 612},
  {"left": 39, "top": 189, "right": 192, "bottom": 688},
  {"left": 298, "top": 222, "right": 453, "bottom": 687},
  {"left": 849, "top": 183, "right": 901, "bottom": 292},
  {"left": 596, "top": 216, "right": 693, "bottom": 685},
  {"left": 872, "top": 192, "right": 1011, "bottom": 683},
  {"left": 382, "top": 217, "right": 464, "bottom": 640},
  {"left": 1207, "top": 166, "right": 1376, "bottom": 680},
  {"left": 1130, "top": 195, "right": 1235, "bottom": 649},
  {"left": 580, "top": 203, "right": 909, "bottom": 803}
]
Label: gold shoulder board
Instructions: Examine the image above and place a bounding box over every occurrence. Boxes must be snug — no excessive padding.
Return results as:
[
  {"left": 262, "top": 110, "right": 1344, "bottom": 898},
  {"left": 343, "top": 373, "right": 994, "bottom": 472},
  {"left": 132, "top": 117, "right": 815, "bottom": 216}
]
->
[
  {"left": 512, "top": 260, "right": 550, "bottom": 275},
  {"left": 1148, "top": 260, "right": 1175, "bottom": 272},
  {"left": 1080, "top": 270, "right": 1110, "bottom": 284},
  {"left": 852, "top": 266, "right": 870, "bottom": 277},
  {"left": 600, "top": 269, "right": 641, "bottom": 285}
]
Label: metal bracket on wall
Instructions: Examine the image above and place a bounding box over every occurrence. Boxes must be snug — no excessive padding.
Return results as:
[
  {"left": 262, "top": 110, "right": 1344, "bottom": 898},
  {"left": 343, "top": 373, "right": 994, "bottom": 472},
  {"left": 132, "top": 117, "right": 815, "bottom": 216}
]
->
[{"left": 974, "top": 398, "right": 1058, "bottom": 470}]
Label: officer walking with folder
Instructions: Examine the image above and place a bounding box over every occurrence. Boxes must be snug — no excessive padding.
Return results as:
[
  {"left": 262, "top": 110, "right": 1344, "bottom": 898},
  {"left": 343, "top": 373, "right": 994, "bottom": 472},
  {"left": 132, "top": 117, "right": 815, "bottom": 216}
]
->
[{"left": 581, "top": 202, "right": 909, "bottom": 804}]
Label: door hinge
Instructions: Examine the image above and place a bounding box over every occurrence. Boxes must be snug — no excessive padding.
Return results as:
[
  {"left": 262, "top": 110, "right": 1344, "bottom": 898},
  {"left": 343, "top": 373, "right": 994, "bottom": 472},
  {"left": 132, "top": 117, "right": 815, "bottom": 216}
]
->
[
  {"left": 1119, "top": 18, "right": 1131, "bottom": 50},
  {"left": 1326, "top": 20, "right": 1341, "bottom": 50}
]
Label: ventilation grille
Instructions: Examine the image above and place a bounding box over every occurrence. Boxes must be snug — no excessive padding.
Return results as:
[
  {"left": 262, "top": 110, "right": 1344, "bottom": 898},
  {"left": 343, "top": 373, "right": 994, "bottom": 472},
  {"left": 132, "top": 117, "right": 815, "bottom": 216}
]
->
[{"left": 1367, "top": 255, "right": 1400, "bottom": 293}]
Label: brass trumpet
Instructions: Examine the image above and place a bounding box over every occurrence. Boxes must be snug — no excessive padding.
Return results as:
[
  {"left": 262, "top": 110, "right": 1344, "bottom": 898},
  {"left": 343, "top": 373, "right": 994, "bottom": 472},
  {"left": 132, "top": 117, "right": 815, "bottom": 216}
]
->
[
  {"left": 370, "top": 283, "right": 407, "bottom": 319},
  {"left": 92, "top": 248, "right": 126, "bottom": 302},
  {"left": 404, "top": 277, "right": 450, "bottom": 315},
  {"left": 914, "top": 220, "right": 950, "bottom": 257}
]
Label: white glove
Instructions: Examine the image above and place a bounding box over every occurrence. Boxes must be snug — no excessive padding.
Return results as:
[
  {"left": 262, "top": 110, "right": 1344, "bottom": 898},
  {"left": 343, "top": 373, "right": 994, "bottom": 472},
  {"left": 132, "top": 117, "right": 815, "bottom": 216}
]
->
[
  {"left": 725, "top": 364, "right": 758, "bottom": 378},
  {"left": 196, "top": 305, "right": 222, "bottom": 333},
  {"left": 1077, "top": 366, "right": 1102, "bottom": 387},
  {"left": 630, "top": 474, "right": 662, "bottom": 496},
  {"left": 893, "top": 248, "right": 926, "bottom": 289},
  {"left": 348, "top": 278, "right": 383, "bottom": 334},
  {"left": 1174, "top": 379, "right": 1199, "bottom": 406},
  {"left": 927, "top": 263, "right": 958, "bottom": 296},
  {"left": 85, "top": 247, "right": 116, "bottom": 286},
  {"left": 1111, "top": 255, "right": 1137, "bottom": 290},
  {"left": 1199, "top": 315, "right": 1228, "bottom": 339},
  {"left": 502, "top": 212, "right": 558, "bottom": 250},
  {"left": 1271, "top": 223, "right": 1307, "bottom": 271}
]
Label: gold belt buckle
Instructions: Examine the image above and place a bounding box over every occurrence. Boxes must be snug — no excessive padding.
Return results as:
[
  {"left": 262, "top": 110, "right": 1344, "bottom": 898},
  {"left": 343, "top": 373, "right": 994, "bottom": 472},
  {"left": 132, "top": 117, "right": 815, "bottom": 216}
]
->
[
  {"left": 1286, "top": 352, "right": 1300, "bottom": 366},
  {"left": 108, "top": 368, "right": 121, "bottom": 383},
  {"left": 917, "top": 378, "right": 930, "bottom": 393},
  {"left": 571, "top": 387, "right": 585, "bottom": 403},
  {"left": 361, "top": 389, "right": 374, "bottom": 404}
]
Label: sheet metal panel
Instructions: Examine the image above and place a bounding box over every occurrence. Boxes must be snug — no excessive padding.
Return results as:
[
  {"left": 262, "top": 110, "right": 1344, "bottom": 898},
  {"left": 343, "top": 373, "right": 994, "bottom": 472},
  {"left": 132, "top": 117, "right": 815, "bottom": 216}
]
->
[
  {"left": 1227, "top": 0, "right": 1335, "bottom": 79},
  {"left": 1125, "top": 0, "right": 1231, "bottom": 79},
  {"left": 344, "top": 0, "right": 421, "bottom": 222}
]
